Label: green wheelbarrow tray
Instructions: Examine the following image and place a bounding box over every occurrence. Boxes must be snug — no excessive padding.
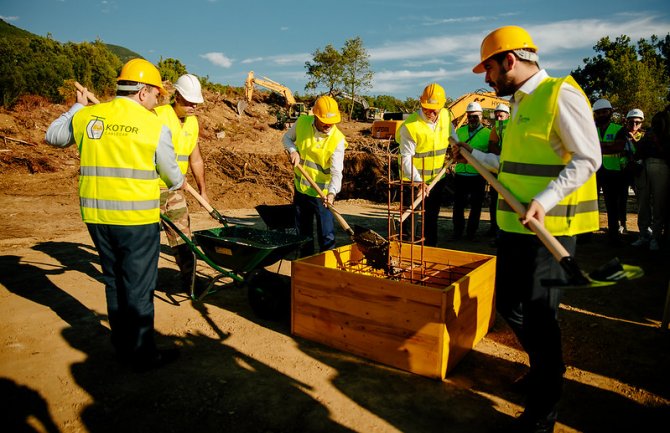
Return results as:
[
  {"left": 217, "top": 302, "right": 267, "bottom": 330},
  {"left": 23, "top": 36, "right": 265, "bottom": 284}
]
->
[{"left": 160, "top": 214, "right": 311, "bottom": 302}]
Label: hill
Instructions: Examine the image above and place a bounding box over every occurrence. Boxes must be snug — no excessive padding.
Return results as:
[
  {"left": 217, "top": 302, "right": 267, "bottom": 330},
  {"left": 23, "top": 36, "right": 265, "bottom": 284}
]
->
[{"left": 0, "top": 87, "right": 388, "bottom": 210}]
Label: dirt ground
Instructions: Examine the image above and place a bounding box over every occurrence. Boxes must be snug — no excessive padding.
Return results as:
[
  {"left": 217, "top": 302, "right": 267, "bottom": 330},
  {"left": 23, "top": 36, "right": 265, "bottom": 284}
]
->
[{"left": 0, "top": 90, "right": 669, "bottom": 433}]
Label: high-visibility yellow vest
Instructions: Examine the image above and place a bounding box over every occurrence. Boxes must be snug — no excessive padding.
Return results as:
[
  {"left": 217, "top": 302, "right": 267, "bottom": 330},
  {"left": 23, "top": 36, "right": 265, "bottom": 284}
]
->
[
  {"left": 497, "top": 76, "right": 599, "bottom": 236},
  {"left": 72, "top": 97, "right": 163, "bottom": 225},
  {"left": 599, "top": 122, "right": 624, "bottom": 170},
  {"left": 496, "top": 119, "right": 509, "bottom": 148},
  {"left": 293, "top": 115, "right": 347, "bottom": 197},
  {"left": 455, "top": 124, "right": 491, "bottom": 174},
  {"left": 155, "top": 104, "right": 199, "bottom": 188},
  {"left": 396, "top": 108, "right": 451, "bottom": 182}
]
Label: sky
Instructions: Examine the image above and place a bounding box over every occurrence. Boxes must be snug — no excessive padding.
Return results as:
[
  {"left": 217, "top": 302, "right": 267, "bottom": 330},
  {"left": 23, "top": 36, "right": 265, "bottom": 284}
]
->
[{"left": 2, "top": 0, "right": 669, "bottom": 101}]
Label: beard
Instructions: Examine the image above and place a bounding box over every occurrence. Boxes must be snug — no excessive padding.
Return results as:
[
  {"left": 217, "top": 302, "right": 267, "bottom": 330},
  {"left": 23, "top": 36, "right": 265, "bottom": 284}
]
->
[{"left": 487, "top": 69, "right": 516, "bottom": 97}]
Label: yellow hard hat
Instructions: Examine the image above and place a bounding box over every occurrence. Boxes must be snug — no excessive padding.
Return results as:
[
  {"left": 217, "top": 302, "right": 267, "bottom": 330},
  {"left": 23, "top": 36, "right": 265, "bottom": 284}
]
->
[
  {"left": 420, "top": 83, "right": 446, "bottom": 110},
  {"left": 117, "top": 58, "right": 167, "bottom": 95},
  {"left": 313, "top": 95, "right": 341, "bottom": 124},
  {"left": 473, "top": 26, "right": 538, "bottom": 74}
]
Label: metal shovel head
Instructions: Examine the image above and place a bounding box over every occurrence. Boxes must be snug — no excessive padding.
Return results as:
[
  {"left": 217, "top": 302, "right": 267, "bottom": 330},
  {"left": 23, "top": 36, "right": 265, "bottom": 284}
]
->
[
  {"left": 543, "top": 256, "right": 644, "bottom": 289},
  {"left": 352, "top": 225, "right": 389, "bottom": 270}
]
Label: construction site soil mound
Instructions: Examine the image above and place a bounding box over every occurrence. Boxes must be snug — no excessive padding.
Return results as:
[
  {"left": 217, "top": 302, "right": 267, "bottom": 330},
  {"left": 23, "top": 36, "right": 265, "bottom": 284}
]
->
[{"left": 0, "top": 89, "right": 668, "bottom": 433}]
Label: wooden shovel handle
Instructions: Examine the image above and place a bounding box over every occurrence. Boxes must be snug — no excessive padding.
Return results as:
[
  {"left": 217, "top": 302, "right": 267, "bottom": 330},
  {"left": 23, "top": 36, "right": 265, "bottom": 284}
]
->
[
  {"left": 74, "top": 82, "right": 100, "bottom": 104},
  {"left": 399, "top": 164, "right": 449, "bottom": 223},
  {"left": 294, "top": 163, "right": 353, "bottom": 235},
  {"left": 450, "top": 137, "right": 570, "bottom": 262},
  {"left": 185, "top": 183, "right": 214, "bottom": 213}
]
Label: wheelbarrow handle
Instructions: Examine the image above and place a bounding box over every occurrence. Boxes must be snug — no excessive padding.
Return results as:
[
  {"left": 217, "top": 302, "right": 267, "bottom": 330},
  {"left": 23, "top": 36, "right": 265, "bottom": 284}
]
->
[{"left": 294, "top": 164, "right": 354, "bottom": 236}]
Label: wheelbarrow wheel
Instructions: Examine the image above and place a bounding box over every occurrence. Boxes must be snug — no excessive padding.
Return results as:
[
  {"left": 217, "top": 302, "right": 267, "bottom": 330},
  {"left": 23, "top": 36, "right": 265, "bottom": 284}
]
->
[{"left": 245, "top": 269, "right": 291, "bottom": 321}]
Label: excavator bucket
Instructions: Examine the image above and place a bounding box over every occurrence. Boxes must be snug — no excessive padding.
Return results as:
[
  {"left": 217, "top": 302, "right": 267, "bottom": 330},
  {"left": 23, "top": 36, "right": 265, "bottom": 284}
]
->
[{"left": 237, "top": 100, "right": 248, "bottom": 116}]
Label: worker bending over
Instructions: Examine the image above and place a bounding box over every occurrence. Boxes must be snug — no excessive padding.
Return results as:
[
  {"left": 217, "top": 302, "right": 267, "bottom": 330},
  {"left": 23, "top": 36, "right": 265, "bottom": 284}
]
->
[
  {"left": 155, "top": 74, "right": 208, "bottom": 293},
  {"left": 283, "top": 95, "right": 347, "bottom": 256}
]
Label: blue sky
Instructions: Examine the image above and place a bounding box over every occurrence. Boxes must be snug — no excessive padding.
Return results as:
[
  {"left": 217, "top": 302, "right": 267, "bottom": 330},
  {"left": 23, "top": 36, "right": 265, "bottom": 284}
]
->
[{"left": 3, "top": 0, "right": 669, "bottom": 100}]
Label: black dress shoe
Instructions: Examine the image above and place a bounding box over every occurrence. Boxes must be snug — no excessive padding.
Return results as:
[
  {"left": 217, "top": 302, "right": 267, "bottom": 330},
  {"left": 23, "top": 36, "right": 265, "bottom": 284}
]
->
[
  {"left": 132, "top": 348, "right": 180, "bottom": 373},
  {"left": 507, "top": 410, "right": 556, "bottom": 433}
]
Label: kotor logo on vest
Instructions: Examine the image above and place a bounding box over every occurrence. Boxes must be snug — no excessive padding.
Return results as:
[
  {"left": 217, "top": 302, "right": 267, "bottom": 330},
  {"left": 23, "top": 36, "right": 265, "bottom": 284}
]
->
[{"left": 86, "top": 116, "right": 105, "bottom": 140}]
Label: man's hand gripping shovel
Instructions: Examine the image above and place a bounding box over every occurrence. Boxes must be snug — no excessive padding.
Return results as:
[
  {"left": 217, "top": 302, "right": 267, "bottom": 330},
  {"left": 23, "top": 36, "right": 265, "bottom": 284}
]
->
[
  {"left": 449, "top": 137, "right": 643, "bottom": 288},
  {"left": 294, "top": 164, "right": 389, "bottom": 270}
]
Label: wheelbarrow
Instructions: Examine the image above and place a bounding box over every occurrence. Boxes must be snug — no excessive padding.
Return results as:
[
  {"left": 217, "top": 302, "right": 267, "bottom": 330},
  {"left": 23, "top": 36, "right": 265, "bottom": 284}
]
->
[{"left": 160, "top": 214, "right": 311, "bottom": 319}]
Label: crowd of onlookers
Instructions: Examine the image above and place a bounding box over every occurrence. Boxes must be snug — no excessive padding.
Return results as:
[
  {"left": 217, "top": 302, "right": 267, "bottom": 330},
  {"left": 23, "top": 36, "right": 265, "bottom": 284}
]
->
[{"left": 435, "top": 99, "right": 670, "bottom": 251}]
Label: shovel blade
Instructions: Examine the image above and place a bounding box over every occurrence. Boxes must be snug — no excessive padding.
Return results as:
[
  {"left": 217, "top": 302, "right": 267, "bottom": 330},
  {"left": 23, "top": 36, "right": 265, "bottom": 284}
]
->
[{"left": 352, "top": 225, "right": 389, "bottom": 271}]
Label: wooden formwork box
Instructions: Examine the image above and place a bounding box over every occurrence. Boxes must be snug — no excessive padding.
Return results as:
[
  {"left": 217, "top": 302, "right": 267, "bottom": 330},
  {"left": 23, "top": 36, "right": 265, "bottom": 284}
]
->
[{"left": 291, "top": 243, "right": 496, "bottom": 380}]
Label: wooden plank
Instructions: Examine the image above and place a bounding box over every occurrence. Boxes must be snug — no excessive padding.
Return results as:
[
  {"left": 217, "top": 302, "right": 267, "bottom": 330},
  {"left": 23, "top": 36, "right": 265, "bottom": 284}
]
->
[{"left": 291, "top": 244, "right": 497, "bottom": 380}]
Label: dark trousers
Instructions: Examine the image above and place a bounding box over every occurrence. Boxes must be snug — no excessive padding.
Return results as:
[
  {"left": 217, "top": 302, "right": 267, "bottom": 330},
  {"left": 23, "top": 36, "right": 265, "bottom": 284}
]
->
[
  {"left": 87, "top": 223, "right": 160, "bottom": 357},
  {"left": 488, "top": 185, "right": 498, "bottom": 233},
  {"left": 453, "top": 174, "right": 486, "bottom": 237},
  {"left": 294, "top": 189, "right": 335, "bottom": 256},
  {"left": 496, "top": 231, "right": 575, "bottom": 419},
  {"left": 597, "top": 168, "right": 628, "bottom": 235},
  {"left": 401, "top": 177, "right": 447, "bottom": 247}
]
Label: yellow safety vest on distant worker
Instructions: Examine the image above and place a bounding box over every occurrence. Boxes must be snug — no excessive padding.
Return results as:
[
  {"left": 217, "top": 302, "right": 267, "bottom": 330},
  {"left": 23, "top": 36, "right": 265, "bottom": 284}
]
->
[
  {"left": 497, "top": 76, "right": 599, "bottom": 236},
  {"left": 455, "top": 124, "right": 491, "bottom": 174},
  {"left": 496, "top": 119, "right": 509, "bottom": 148},
  {"left": 72, "top": 97, "right": 163, "bottom": 225},
  {"left": 294, "top": 115, "right": 347, "bottom": 197},
  {"left": 155, "top": 104, "right": 199, "bottom": 188},
  {"left": 599, "top": 122, "right": 624, "bottom": 171},
  {"left": 397, "top": 108, "right": 451, "bottom": 183}
]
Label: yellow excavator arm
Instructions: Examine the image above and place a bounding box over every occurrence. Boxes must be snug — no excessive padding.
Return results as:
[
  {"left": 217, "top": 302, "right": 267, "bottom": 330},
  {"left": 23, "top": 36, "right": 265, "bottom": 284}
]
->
[
  {"left": 448, "top": 90, "right": 510, "bottom": 129},
  {"left": 244, "top": 71, "right": 297, "bottom": 106}
]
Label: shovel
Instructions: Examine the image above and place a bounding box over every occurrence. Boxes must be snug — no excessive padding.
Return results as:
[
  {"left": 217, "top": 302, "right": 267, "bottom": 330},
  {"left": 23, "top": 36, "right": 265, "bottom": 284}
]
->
[
  {"left": 450, "top": 137, "right": 643, "bottom": 288},
  {"left": 294, "top": 164, "right": 389, "bottom": 269},
  {"left": 184, "top": 183, "right": 254, "bottom": 227},
  {"left": 74, "top": 81, "right": 100, "bottom": 104}
]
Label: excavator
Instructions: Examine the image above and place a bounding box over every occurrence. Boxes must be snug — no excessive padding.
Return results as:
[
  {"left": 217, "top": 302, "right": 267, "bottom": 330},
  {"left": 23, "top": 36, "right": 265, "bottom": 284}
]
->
[
  {"left": 239, "top": 71, "right": 308, "bottom": 127},
  {"left": 447, "top": 89, "right": 510, "bottom": 129},
  {"left": 337, "top": 91, "right": 383, "bottom": 122},
  {"left": 370, "top": 89, "right": 510, "bottom": 140}
]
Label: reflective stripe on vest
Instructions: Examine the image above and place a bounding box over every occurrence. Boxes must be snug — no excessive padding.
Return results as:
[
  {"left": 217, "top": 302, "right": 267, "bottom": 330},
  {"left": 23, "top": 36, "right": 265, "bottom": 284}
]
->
[
  {"left": 155, "top": 105, "right": 199, "bottom": 187},
  {"left": 455, "top": 124, "right": 491, "bottom": 174},
  {"left": 497, "top": 76, "right": 599, "bottom": 236},
  {"left": 397, "top": 108, "right": 451, "bottom": 182},
  {"left": 293, "top": 115, "right": 347, "bottom": 197},
  {"left": 599, "top": 122, "right": 624, "bottom": 171},
  {"left": 72, "top": 97, "right": 162, "bottom": 225}
]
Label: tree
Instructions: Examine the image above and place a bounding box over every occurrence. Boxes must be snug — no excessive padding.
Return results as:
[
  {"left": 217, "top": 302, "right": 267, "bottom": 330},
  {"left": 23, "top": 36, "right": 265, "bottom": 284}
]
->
[
  {"left": 571, "top": 34, "right": 669, "bottom": 119},
  {"left": 304, "top": 44, "right": 343, "bottom": 95},
  {"left": 341, "top": 37, "right": 373, "bottom": 119},
  {"left": 157, "top": 57, "right": 188, "bottom": 85}
]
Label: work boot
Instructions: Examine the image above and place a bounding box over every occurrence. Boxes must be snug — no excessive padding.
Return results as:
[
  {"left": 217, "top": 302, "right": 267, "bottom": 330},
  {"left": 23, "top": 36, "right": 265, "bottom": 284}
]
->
[{"left": 174, "top": 244, "right": 196, "bottom": 293}]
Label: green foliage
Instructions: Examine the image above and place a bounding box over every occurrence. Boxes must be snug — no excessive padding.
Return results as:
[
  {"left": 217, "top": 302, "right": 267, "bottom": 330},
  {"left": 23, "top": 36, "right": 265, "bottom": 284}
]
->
[
  {"left": 572, "top": 34, "right": 670, "bottom": 119},
  {"left": 304, "top": 44, "right": 343, "bottom": 94},
  {"left": 341, "top": 37, "right": 373, "bottom": 119},
  {"left": 157, "top": 57, "right": 188, "bottom": 84},
  {"left": 0, "top": 21, "right": 125, "bottom": 107},
  {"left": 105, "top": 43, "right": 142, "bottom": 64}
]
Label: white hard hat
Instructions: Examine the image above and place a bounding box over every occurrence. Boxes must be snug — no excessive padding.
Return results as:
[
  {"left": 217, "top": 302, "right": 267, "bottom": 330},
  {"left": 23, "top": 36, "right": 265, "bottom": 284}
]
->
[
  {"left": 626, "top": 108, "right": 644, "bottom": 120},
  {"left": 174, "top": 74, "right": 204, "bottom": 104},
  {"left": 592, "top": 99, "right": 612, "bottom": 112},
  {"left": 494, "top": 103, "right": 509, "bottom": 113},
  {"left": 466, "top": 102, "right": 483, "bottom": 113}
]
